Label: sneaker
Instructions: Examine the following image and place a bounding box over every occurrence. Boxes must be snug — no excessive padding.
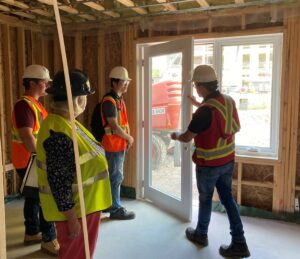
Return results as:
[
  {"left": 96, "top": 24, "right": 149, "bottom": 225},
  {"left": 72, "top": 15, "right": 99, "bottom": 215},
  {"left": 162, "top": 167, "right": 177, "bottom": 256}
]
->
[
  {"left": 110, "top": 207, "right": 135, "bottom": 220},
  {"left": 41, "top": 239, "right": 60, "bottom": 256},
  {"left": 185, "top": 227, "right": 208, "bottom": 246},
  {"left": 24, "top": 233, "right": 42, "bottom": 245},
  {"left": 219, "top": 242, "right": 250, "bottom": 258}
]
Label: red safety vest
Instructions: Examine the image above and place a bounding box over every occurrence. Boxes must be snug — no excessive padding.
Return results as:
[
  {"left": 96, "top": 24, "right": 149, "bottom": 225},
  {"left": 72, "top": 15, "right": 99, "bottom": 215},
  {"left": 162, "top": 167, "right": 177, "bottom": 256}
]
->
[
  {"left": 101, "top": 95, "right": 129, "bottom": 152},
  {"left": 11, "top": 96, "right": 48, "bottom": 169},
  {"left": 192, "top": 94, "right": 240, "bottom": 167}
]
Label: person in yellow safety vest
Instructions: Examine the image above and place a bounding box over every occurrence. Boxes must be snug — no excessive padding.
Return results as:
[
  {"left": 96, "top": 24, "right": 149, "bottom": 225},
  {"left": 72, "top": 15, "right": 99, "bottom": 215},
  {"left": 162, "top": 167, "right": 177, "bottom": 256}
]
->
[
  {"left": 11, "top": 64, "right": 59, "bottom": 256},
  {"left": 171, "top": 65, "right": 250, "bottom": 258},
  {"left": 36, "top": 69, "right": 112, "bottom": 259},
  {"left": 100, "top": 66, "right": 135, "bottom": 220}
]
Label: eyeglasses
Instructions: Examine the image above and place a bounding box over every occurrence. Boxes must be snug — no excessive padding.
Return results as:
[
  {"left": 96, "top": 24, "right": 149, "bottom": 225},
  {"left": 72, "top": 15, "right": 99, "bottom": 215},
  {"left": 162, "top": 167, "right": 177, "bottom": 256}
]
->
[{"left": 121, "top": 80, "right": 130, "bottom": 86}]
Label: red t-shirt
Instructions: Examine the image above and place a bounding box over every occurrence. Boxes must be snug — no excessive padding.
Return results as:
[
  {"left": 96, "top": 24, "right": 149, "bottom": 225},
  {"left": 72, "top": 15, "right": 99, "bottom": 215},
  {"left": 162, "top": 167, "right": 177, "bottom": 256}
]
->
[{"left": 14, "top": 100, "right": 35, "bottom": 129}]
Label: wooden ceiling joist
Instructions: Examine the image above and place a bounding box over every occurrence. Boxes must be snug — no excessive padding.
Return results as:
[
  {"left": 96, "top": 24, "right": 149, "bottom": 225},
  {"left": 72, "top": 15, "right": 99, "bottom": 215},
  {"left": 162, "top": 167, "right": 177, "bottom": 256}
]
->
[
  {"left": 78, "top": 13, "right": 96, "bottom": 21},
  {"left": 37, "top": 0, "right": 54, "bottom": 5},
  {"left": 82, "top": 1, "right": 105, "bottom": 11},
  {"left": 30, "top": 9, "right": 53, "bottom": 17},
  {"left": 1, "top": 0, "right": 29, "bottom": 9},
  {"left": 156, "top": 0, "right": 177, "bottom": 12},
  {"left": 195, "top": 0, "right": 209, "bottom": 8},
  {"left": 117, "top": 0, "right": 147, "bottom": 15},
  {"left": 58, "top": 5, "right": 79, "bottom": 14},
  {"left": 0, "top": 4, "right": 9, "bottom": 12},
  {"left": 13, "top": 11, "right": 35, "bottom": 19},
  {"left": 80, "top": 1, "right": 120, "bottom": 18},
  {"left": 39, "top": 18, "right": 55, "bottom": 25}
]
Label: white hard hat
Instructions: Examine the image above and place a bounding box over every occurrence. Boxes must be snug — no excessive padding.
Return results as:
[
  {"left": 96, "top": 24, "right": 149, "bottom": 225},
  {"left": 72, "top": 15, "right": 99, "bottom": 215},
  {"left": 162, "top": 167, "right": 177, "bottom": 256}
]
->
[
  {"left": 192, "top": 65, "right": 217, "bottom": 83},
  {"left": 109, "top": 66, "right": 131, "bottom": 81},
  {"left": 23, "top": 64, "right": 52, "bottom": 81}
]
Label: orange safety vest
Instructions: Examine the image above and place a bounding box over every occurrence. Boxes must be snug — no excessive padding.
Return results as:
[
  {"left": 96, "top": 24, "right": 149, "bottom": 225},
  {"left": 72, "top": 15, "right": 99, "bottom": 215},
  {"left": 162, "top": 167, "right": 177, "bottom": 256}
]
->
[
  {"left": 101, "top": 94, "right": 129, "bottom": 152},
  {"left": 12, "top": 96, "right": 48, "bottom": 169},
  {"left": 192, "top": 94, "right": 240, "bottom": 167}
]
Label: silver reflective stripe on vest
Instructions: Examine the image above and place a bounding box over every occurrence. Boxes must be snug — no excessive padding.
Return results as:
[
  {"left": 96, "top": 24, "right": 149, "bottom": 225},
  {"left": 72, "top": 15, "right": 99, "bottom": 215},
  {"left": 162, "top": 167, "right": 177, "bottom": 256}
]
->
[
  {"left": 39, "top": 170, "right": 109, "bottom": 194},
  {"left": 79, "top": 151, "right": 98, "bottom": 165},
  {"left": 204, "top": 95, "right": 235, "bottom": 135},
  {"left": 36, "top": 150, "right": 99, "bottom": 171},
  {"left": 196, "top": 142, "right": 235, "bottom": 160}
]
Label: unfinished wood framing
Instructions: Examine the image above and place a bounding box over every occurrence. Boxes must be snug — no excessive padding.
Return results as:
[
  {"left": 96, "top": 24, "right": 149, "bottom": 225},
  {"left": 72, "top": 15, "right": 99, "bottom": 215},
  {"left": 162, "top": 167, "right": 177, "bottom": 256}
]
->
[
  {"left": 1, "top": 24, "right": 13, "bottom": 163},
  {"left": 0, "top": 139, "right": 6, "bottom": 259},
  {"left": 0, "top": 2, "right": 299, "bottom": 213},
  {"left": 0, "top": 25, "right": 6, "bottom": 197}
]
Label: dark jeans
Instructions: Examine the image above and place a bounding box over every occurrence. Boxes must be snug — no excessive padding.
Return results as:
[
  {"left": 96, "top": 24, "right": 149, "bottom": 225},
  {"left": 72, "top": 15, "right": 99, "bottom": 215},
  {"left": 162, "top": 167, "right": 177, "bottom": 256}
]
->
[
  {"left": 195, "top": 161, "right": 246, "bottom": 243},
  {"left": 17, "top": 168, "right": 56, "bottom": 242}
]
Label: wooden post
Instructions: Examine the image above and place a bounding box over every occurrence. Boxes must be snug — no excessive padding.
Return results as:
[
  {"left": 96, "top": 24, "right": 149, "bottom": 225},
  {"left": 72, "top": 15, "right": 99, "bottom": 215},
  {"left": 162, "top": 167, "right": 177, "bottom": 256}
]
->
[
  {"left": 41, "top": 37, "right": 49, "bottom": 68},
  {"left": 273, "top": 165, "right": 283, "bottom": 211},
  {"left": 97, "top": 30, "right": 105, "bottom": 100},
  {"left": 30, "top": 30, "right": 35, "bottom": 64},
  {"left": 0, "top": 139, "right": 7, "bottom": 259},
  {"left": 1, "top": 24, "right": 13, "bottom": 171},
  {"left": 17, "top": 27, "right": 25, "bottom": 98},
  {"left": 74, "top": 32, "right": 83, "bottom": 70},
  {"left": 0, "top": 25, "right": 7, "bottom": 196},
  {"left": 53, "top": 32, "right": 62, "bottom": 71},
  {"left": 237, "top": 162, "right": 242, "bottom": 205},
  {"left": 53, "top": 1, "right": 90, "bottom": 258}
]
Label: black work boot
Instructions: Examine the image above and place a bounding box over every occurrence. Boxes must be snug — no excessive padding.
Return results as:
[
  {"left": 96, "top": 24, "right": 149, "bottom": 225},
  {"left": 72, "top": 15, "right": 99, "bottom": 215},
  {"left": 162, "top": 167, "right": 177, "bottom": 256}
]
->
[
  {"left": 109, "top": 207, "right": 135, "bottom": 220},
  {"left": 185, "top": 227, "right": 208, "bottom": 246},
  {"left": 219, "top": 242, "right": 250, "bottom": 258}
]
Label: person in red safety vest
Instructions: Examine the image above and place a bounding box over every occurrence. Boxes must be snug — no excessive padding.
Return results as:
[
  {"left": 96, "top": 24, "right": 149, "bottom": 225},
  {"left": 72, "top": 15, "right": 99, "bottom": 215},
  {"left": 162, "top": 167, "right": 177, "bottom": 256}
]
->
[
  {"left": 11, "top": 64, "right": 59, "bottom": 256},
  {"left": 100, "top": 66, "right": 135, "bottom": 220},
  {"left": 171, "top": 65, "right": 250, "bottom": 258}
]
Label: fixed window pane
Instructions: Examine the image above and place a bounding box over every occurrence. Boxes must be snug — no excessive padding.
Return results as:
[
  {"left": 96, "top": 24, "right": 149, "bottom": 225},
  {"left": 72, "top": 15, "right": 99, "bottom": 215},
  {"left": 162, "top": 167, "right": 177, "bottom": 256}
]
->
[{"left": 221, "top": 43, "right": 274, "bottom": 151}]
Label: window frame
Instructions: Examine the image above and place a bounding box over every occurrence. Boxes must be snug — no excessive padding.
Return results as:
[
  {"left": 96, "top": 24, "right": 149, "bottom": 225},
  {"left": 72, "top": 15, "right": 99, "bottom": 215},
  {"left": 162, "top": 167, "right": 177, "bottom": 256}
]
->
[{"left": 194, "top": 34, "right": 282, "bottom": 158}]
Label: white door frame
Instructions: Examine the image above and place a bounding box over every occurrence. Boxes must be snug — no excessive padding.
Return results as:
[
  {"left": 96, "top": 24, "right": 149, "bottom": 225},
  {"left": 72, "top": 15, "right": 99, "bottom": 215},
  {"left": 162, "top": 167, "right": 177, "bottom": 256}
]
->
[{"left": 138, "top": 38, "right": 194, "bottom": 221}]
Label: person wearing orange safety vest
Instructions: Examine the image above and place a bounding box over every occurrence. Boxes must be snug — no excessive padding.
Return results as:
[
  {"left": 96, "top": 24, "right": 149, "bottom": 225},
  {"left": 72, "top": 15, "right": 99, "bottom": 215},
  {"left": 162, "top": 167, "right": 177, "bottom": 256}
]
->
[
  {"left": 171, "top": 65, "right": 250, "bottom": 258},
  {"left": 100, "top": 66, "right": 135, "bottom": 220},
  {"left": 36, "top": 69, "right": 112, "bottom": 259},
  {"left": 11, "top": 65, "right": 59, "bottom": 256}
]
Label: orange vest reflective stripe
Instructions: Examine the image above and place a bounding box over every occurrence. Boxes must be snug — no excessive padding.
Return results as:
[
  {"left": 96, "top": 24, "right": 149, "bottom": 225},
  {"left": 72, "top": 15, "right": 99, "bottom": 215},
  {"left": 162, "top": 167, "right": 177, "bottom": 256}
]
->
[
  {"left": 192, "top": 94, "right": 240, "bottom": 167},
  {"left": 101, "top": 95, "right": 129, "bottom": 152},
  {"left": 12, "top": 96, "right": 48, "bottom": 169}
]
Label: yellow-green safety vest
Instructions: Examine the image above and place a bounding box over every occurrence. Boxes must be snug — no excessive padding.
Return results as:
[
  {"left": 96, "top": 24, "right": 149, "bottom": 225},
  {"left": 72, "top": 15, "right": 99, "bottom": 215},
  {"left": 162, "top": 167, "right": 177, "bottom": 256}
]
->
[{"left": 36, "top": 113, "right": 112, "bottom": 221}]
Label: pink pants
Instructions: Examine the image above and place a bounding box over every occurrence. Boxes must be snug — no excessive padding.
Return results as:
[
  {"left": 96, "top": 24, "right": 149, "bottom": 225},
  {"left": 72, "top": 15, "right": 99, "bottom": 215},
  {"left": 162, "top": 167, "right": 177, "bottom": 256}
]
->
[{"left": 55, "top": 212, "right": 101, "bottom": 259}]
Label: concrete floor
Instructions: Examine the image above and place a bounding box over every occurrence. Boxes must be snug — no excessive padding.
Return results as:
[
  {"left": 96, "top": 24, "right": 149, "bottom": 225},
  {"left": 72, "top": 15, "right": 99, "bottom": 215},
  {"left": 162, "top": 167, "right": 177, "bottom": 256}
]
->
[{"left": 5, "top": 198, "right": 300, "bottom": 259}]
